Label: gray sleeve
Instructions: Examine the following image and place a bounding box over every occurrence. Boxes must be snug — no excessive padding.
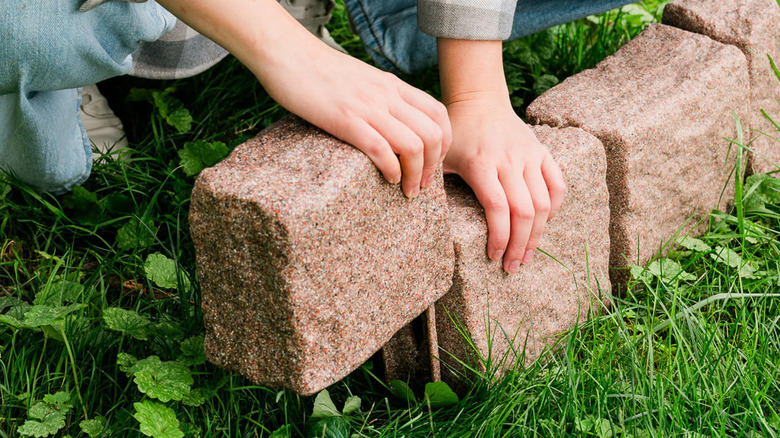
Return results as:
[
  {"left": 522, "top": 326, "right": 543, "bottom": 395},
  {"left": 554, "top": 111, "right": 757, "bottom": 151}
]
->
[{"left": 417, "top": 0, "right": 518, "bottom": 40}]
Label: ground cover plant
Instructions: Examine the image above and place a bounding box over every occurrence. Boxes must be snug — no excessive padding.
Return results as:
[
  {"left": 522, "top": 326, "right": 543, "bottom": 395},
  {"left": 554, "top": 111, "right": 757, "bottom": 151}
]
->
[{"left": 3, "top": 0, "right": 780, "bottom": 436}]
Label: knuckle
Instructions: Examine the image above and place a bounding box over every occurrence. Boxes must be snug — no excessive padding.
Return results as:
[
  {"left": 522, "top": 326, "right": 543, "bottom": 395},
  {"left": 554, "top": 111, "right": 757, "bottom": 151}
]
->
[
  {"left": 534, "top": 199, "right": 551, "bottom": 215},
  {"left": 510, "top": 205, "right": 535, "bottom": 222},
  {"left": 427, "top": 126, "right": 444, "bottom": 146},
  {"left": 401, "top": 139, "right": 424, "bottom": 155},
  {"left": 484, "top": 195, "right": 509, "bottom": 213}
]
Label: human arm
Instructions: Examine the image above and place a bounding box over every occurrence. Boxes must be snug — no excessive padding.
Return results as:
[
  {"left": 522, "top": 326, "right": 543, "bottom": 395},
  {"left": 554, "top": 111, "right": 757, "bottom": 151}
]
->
[
  {"left": 132, "top": 0, "right": 452, "bottom": 197},
  {"left": 437, "top": 38, "right": 566, "bottom": 272}
]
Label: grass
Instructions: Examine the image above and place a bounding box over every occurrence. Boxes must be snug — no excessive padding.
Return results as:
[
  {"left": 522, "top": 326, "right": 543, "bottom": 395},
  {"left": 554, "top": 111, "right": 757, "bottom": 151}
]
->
[{"left": 3, "top": 0, "right": 780, "bottom": 436}]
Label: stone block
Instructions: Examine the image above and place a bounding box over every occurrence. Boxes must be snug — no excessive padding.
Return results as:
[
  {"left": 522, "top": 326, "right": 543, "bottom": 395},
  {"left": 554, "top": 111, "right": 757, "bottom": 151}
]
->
[
  {"left": 189, "top": 115, "right": 455, "bottom": 395},
  {"left": 663, "top": 0, "right": 780, "bottom": 174},
  {"left": 527, "top": 24, "right": 749, "bottom": 285},
  {"left": 381, "top": 306, "right": 440, "bottom": 391},
  {"left": 436, "top": 126, "right": 611, "bottom": 385}
]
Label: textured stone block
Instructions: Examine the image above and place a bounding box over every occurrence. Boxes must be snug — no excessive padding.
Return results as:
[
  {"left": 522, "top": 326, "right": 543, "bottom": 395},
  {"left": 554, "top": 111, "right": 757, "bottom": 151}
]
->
[
  {"left": 436, "top": 126, "right": 611, "bottom": 385},
  {"left": 190, "top": 115, "right": 455, "bottom": 395},
  {"left": 663, "top": 0, "right": 780, "bottom": 174},
  {"left": 527, "top": 24, "right": 749, "bottom": 285},
  {"left": 381, "top": 306, "right": 440, "bottom": 390}
]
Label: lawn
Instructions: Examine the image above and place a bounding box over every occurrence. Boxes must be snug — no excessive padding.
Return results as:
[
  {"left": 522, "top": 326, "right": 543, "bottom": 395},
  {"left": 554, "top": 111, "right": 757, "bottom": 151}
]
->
[{"left": 3, "top": 0, "right": 780, "bottom": 436}]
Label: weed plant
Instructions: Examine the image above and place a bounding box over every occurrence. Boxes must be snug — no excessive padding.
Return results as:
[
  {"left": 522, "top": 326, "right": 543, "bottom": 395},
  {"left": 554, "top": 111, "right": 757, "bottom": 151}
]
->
[{"left": 4, "top": 1, "right": 780, "bottom": 437}]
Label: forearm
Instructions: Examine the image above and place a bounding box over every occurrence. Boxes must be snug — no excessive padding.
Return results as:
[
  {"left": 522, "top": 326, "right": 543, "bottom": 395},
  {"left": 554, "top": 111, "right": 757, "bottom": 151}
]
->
[
  {"left": 155, "top": 0, "right": 320, "bottom": 84},
  {"left": 437, "top": 39, "right": 509, "bottom": 106}
]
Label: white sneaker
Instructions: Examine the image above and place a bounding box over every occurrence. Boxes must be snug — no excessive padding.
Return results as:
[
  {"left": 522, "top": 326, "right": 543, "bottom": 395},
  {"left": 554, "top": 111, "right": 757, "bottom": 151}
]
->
[
  {"left": 79, "top": 84, "right": 129, "bottom": 160},
  {"left": 279, "top": 0, "right": 347, "bottom": 53}
]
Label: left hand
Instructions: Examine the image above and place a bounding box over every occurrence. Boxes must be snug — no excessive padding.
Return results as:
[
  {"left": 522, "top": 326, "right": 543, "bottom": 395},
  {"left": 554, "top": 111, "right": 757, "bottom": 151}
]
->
[{"left": 442, "top": 91, "right": 566, "bottom": 273}]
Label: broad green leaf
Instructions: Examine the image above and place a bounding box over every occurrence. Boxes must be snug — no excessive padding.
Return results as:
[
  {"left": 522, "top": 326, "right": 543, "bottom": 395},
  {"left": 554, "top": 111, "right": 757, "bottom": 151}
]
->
[
  {"left": 630, "top": 265, "right": 651, "bottom": 283},
  {"left": 117, "top": 352, "right": 138, "bottom": 375},
  {"left": 310, "top": 389, "right": 340, "bottom": 421},
  {"left": 676, "top": 236, "right": 711, "bottom": 252},
  {"left": 646, "top": 259, "right": 695, "bottom": 282},
  {"left": 42, "top": 391, "right": 72, "bottom": 410},
  {"left": 389, "top": 380, "right": 416, "bottom": 403},
  {"left": 166, "top": 108, "right": 193, "bottom": 133},
  {"left": 711, "top": 246, "right": 756, "bottom": 278},
  {"left": 133, "top": 401, "right": 184, "bottom": 438},
  {"left": 423, "top": 381, "right": 458, "bottom": 408},
  {"left": 17, "top": 410, "right": 66, "bottom": 437},
  {"left": 176, "top": 335, "right": 206, "bottom": 366},
  {"left": 0, "top": 313, "right": 24, "bottom": 329},
  {"left": 744, "top": 173, "right": 780, "bottom": 210},
  {"left": 144, "top": 253, "right": 189, "bottom": 290},
  {"left": 22, "top": 304, "right": 85, "bottom": 329},
  {"left": 307, "top": 417, "right": 350, "bottom": 438},
  {"left": 178, "top": 140, "right": 229, "bottom": 177},
  {"left": 116, "top": 218, "right": 156, "bottom": 251},
  {"left": 342, "top": 396, "right": 361, "bottom": 415},
  {"left": 181, "top": 388, "right": 211, "bottom": 407},
  {"left": 17, "top": 392, "right": 72, "bottom": 438},
  {"left": 269, "top": 425, "right": 291, "bottom": 438},
  {"left": 103, "top": 307, "right": 152, "bottom": 340},
  {"left": 711, "top": 246, "right": 743, "bottom": 268},
  {"left": 130, "top": 87, "right": 192, "bottom": 133},
  {"left": 34, "top": 281, "right": 87, "bottom": 306},
  {"left": 80, "top": 417, "right": 106, "bottom": 438},
  {"left": 130, "top": 356, "right": 194, "bottom": 402}
]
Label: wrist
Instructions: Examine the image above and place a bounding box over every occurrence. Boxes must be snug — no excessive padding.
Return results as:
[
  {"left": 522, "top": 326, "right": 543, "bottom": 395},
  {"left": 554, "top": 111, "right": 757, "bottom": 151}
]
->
[{"left": 437, "top": 38, "right": 509, "bottom": 107}]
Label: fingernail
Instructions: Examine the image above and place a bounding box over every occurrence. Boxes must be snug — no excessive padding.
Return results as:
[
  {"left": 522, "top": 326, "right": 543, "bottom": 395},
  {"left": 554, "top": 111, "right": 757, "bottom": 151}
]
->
[
  {"left": 392, "top": 174, "right": 402, "bottom": 184},
  {"left": 408, "top": 187, "right": 420, "bottom": 199},
  {"left": 490, "top": 249, "right": 504, "bottom": 261},
  {"left": 423, "top": 174, "right": 435, "bottom": 188},
  {"left": 507, "top": 260, "right": 521, "bottom": 274},
  {"left": 523, "top": 250, "right": 535, "bottom": 264}
]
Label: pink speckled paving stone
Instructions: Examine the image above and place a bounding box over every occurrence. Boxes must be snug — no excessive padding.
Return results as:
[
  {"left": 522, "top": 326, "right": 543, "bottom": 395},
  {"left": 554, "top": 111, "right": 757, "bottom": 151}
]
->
[
  {"left": 435, "top": 126, "right": 611, "bottom": 386},
  {"left": 381, "top": 306, "right": 440, "bottom": 390},
  {"left": 527, "top": 24, "right": 749, "bottom": 286},
  {"left": 189, "top": 115, "right": 454, "bottom": 395},
  {"left": 663, "top": 0, "right": 780, "bottom": 175}
]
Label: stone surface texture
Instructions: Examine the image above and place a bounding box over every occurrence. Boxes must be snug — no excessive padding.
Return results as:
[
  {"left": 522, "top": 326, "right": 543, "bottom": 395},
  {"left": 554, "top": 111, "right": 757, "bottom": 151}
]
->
[
  {"left": 436, "top": 126, "right": 611, "bottom": 386},
  {"left": 190, "top": 115, "right": 455, "bottom": 396},
  {"left": 663, "top": 0, "right": 780, "bottom": 174},
  {"left": 382, "top": 306, "right": 440, "bottom": 390},
  {"left": 527, "top": 24, "right": 749, "bottom": 285}
]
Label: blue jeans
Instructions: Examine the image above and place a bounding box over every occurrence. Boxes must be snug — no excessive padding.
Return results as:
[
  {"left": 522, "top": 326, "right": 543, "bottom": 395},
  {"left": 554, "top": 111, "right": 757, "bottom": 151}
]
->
[
  {"left": 0, "top": 0, "right": 175, "bottom": 194},
  {"left": 0, "top": 0, "right": 629, "bottom": 193},
  {"left": 345, "top": 0, "right": 633, "bottom": 74}
]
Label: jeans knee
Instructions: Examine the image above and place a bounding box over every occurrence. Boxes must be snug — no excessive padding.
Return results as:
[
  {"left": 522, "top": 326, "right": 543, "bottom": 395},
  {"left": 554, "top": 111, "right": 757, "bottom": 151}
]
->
[{"left": 0, "top": 0, "right": 174, "bottom": 94}]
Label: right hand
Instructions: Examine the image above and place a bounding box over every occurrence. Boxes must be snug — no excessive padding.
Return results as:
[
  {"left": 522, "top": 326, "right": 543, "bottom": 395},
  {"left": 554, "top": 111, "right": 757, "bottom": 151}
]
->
[{"left": 255, "top": 39, "right": 452, "bottom": 198}]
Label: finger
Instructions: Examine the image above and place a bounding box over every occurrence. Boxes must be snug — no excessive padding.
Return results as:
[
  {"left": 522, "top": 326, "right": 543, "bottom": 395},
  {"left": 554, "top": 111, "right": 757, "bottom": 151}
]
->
[
  {"left": 461, "top": 168, "right": 510, "bottom": 262},
  {"left": 370, "top": 116, "right": 424, "bottom": 198},
  {"left": 521, "top": 168, "right": 552, "bottom": 265},
  {"left": 390, "top": 104, "right": 442, "bottom": 189},
  {"left": 542, "top": 151, "right": 566, "bottom": 221},
  {"left": 397, "top": 86, "right": 452, "bottom": 162},
  {"left": 498, "top": 170, "right": 535, "bottom": 273},
  {"left": 338, "top": 119, "right": 402, "bottom": 184}
]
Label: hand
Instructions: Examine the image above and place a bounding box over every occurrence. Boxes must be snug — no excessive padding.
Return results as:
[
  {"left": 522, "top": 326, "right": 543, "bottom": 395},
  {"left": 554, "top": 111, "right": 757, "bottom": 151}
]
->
[
  {"left": 443, "top": 92, "right": 566, "bottom": 273},
  {"left": 154, "top": 0, "right": 451, "bottom": 198},
  {"left": 256, "top": 40, "right": 452, "bottom": 198}
]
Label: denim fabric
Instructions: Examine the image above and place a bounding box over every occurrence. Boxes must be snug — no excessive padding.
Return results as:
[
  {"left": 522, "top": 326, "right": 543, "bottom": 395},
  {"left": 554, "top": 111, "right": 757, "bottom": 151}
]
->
[
  {"left": 0, "top": 0, "right": 175, "bottom": 194},
  {"left": 344, "top": 0, "right": 633, "bottom": 74}
]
